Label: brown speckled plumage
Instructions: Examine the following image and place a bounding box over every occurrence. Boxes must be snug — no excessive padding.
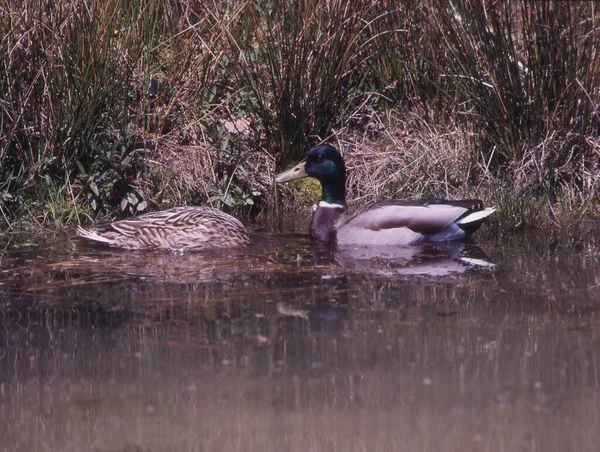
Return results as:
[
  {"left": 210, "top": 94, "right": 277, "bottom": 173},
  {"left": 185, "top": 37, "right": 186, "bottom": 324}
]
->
[{"left": 77, "top": 206, "right": 251, "bottom": 251}]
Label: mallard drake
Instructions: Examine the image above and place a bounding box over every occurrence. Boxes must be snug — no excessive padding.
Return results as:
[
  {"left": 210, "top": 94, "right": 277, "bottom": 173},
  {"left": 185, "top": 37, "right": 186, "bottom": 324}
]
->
[
  {"left": 77, "top": 206, "right": 251, "bottom": 251},
  {"left": 275, "top": 144, "right": 495, "bottom": 246}
]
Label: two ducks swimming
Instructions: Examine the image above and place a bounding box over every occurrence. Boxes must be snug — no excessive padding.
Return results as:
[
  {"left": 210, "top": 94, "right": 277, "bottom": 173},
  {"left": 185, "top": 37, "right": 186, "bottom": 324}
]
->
[{"left": 78, "top": 144, "right": 495, "bottom": 251}]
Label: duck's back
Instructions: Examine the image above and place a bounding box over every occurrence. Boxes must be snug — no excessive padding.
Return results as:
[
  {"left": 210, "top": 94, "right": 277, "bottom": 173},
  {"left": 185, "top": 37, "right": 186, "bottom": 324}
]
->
[
  {"left": 78, "top": 206, "right": 251, "bottom": 251},
  {"left": 336, "top": 199, "right": 490, "bottom": 246}
]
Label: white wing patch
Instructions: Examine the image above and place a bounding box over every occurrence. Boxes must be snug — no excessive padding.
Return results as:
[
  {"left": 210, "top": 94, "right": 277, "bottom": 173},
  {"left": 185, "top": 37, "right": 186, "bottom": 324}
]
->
[{"left": 456, "top": 207, "right": 496, "bottom": 225}]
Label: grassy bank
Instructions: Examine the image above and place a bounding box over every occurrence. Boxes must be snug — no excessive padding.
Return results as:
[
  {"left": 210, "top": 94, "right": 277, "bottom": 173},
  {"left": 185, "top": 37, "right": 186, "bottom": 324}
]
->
[{"left": 1, "top": 0, "right": 598, "bottom": 232}]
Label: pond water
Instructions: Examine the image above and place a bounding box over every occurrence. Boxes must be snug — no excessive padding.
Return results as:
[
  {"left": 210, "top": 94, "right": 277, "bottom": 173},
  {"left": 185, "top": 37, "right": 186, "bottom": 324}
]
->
[{"left": 1, "top": 222, "right": 599, "bottom": 451}]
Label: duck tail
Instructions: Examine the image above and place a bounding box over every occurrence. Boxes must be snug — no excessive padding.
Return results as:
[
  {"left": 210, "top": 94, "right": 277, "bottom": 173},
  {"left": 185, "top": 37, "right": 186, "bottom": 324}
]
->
[
  {"left": 456, "top": 207, "right": 496, "bottom": 234},
  {"left": 77, "top": 226, "right": 113, "bottom": 244}
]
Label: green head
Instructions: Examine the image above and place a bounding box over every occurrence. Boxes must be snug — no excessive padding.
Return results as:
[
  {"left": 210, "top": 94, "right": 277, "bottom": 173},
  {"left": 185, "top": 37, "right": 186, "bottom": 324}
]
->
[{"left": 275, "top": 144, "right": 347, "bottom": 206}]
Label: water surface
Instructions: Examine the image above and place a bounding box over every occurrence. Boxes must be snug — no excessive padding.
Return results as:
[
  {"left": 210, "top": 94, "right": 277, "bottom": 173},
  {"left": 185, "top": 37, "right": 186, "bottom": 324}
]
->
[{"left": 1, "top": 226, "right": 599, "bottom": 451}]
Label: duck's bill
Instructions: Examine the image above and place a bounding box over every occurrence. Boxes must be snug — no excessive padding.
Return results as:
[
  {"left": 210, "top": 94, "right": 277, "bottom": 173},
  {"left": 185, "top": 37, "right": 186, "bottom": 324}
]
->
[{"left": 274, "top": 160, "right": 307, "bottom": 183}]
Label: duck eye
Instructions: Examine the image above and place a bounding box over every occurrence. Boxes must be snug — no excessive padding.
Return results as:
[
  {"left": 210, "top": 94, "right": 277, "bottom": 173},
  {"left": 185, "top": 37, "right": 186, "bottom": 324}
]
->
[{"left": 316, "top": 154, "right": 324, "bottom": 162}]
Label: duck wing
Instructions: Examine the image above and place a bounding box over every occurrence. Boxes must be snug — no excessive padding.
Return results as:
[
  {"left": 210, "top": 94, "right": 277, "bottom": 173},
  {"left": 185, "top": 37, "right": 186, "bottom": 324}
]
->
[
  {"left": 340, "top": 199, "right": 489, "bottom": 235},
  {"left": 109, "top": 207, "right": 208, "bottom": 236},
  {"left": 112, "top": 207, "right": 249, "bottom": 249}
]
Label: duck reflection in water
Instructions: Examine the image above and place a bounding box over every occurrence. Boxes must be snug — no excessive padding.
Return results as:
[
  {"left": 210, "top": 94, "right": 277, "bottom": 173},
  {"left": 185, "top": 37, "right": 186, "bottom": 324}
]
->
[{"left": 308, "top": 240, "right": 495, "bottom": 277}]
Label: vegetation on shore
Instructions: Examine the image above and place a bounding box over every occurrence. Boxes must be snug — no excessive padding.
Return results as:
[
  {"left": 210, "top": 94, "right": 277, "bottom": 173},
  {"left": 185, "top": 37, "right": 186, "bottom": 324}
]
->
[{"left": 1, "top": 0, "right": 598, "bottom": 232}]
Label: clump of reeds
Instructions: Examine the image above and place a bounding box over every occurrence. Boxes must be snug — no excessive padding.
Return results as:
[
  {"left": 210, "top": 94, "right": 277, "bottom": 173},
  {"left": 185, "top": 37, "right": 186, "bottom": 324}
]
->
[
  {"left": 340, "top": 0, "right": 600, "bottom": 229},
  {"left": 1, "top": 1, "right": 165, "bottom": 225},
  {"left": 222, "top": 0, "right": 376, "bottom": 164},
  {"left": 431, "top": 1, "right": 600, "bottom": 190}
]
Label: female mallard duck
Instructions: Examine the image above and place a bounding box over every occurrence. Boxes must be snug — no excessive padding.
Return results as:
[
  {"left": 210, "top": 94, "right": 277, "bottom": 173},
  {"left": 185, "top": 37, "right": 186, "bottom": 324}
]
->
[
  {"left": 275, "top": 144, "right": 495, "bottom": 246},
  {"left": 77, "top": 206, "right": 251, "bottom": 251}
]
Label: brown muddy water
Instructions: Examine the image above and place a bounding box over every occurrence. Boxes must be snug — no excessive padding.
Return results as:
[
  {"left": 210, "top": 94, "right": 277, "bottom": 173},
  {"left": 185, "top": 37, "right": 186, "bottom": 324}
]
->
[{"left": 0, "top": 223, "right": 599, "bottom": 452}]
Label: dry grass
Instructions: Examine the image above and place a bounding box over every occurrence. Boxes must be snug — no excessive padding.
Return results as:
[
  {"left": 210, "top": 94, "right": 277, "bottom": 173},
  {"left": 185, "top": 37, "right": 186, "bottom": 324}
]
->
[
  {"left": 341, "top": 114, "right": 477, "bottom": 205},
  {"left": 150, "top": 145, "right": 217, "bottom": 206},
  {"left": 149, "top": 138, "right": 275, "bottom": 214}
]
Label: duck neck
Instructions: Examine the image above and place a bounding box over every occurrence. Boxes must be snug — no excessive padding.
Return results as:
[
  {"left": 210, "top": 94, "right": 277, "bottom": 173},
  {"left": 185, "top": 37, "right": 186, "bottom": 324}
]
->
[
  {"left": 311, "top": 181, "right": 347, "bottom": 243},
  {"left": 321, "top": 179, "right": 346, "bottom": 208}
]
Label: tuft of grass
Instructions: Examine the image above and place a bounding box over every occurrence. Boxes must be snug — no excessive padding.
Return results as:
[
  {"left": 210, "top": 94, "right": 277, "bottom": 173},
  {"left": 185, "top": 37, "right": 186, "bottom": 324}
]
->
[
  {"left": 223, "top": 0, "right": 374, "bottom": 164},
  {"left": 1, "top": 1, "right": 157, "bottom": 224},
  {"left": 431, "top": 1, "right": 600, "bottom": 189},
  {"left": 0, "top": 0, "right": 234, "bottom": 227}
]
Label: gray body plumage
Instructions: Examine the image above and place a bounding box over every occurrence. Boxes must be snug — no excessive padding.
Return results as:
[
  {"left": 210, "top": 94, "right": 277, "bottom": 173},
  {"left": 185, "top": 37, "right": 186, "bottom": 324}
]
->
[{"left": 332, "top": 199, "right": 494, "bottom": 246}]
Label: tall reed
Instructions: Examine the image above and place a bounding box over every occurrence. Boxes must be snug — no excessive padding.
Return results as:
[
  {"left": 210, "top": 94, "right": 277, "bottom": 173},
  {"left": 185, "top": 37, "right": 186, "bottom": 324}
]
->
[
  {"left": 0, "top": 0, "right": 225, "bottom": 222},
  {"left": 223, "top": 0, "right": 374, "bottom": 163},
  {"left": 430, "top": 0, "right": 599, "bottom": 192}
]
